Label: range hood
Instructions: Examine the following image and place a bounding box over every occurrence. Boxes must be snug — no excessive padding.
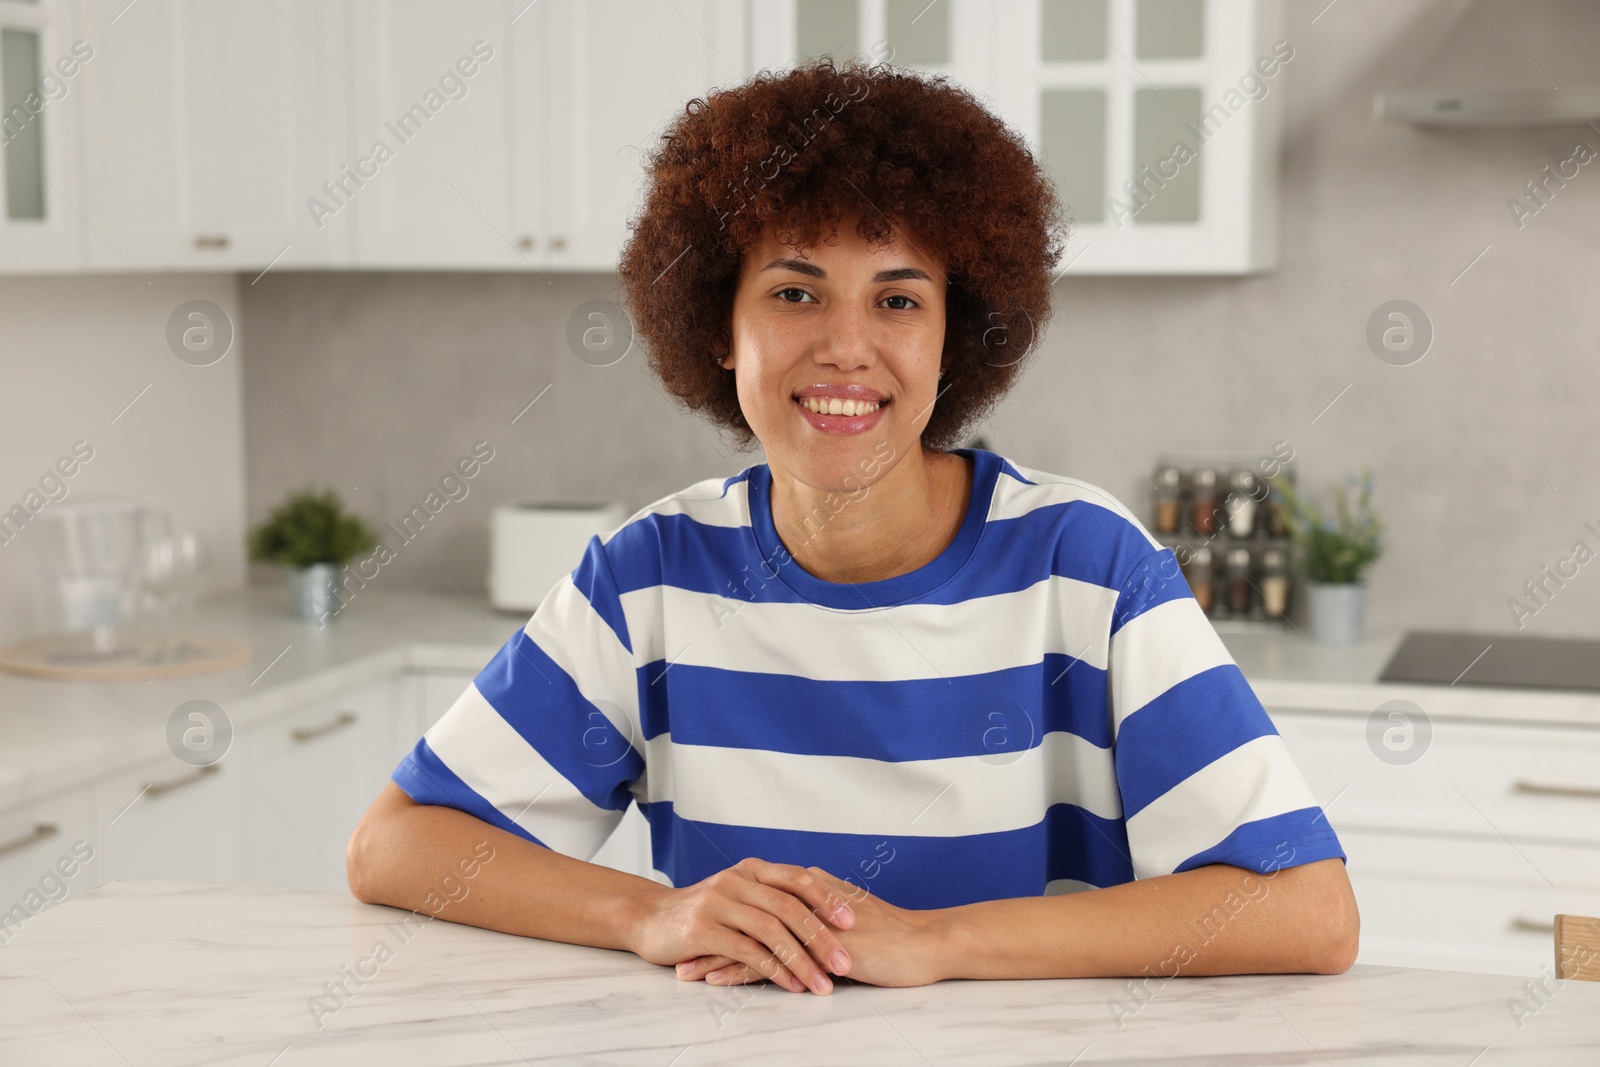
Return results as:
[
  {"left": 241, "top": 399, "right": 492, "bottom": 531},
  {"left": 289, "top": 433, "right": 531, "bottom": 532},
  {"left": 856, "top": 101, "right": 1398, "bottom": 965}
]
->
[{"left": 1375, "top": 0, "right": 1600, "bottom": 127}]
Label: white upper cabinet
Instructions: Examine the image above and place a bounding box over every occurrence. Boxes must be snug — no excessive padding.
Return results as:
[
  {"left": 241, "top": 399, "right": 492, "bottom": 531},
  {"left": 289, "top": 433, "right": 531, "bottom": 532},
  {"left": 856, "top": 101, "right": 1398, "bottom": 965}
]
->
[
  {"left": 78, "top": 0, "right": 354, "bottom": 270},
  {"left": 3, "top": 0, "right": 1279, "bottom": 274},
  {"left": 347, "top": 0, "right": 520, "bottom": 268},
  {"left": 752, "top": 0, "right": 1285, "bottom": 275},
  {"left": 994, "top": 0, "right": 1285, "bottom": 274},
  {"left": 516, "top": 0, "right": 745, "bottom": 271},
  {"left": 0, "top": 0, "right": 85, "bottom": 272}
]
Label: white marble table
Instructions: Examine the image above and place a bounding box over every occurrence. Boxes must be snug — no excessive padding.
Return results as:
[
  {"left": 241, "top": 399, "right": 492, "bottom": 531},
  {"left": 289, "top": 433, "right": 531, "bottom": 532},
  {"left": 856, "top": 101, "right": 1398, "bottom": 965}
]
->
[{"left": 2, "top": 882, "right": 1598, "bottom": 1065}]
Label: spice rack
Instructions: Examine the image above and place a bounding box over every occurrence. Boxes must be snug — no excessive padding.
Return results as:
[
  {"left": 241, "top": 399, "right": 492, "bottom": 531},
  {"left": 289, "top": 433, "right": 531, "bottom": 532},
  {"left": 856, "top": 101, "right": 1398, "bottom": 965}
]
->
[{"left": 1148, "top": 450, "right": 1297, "bottom": 632}]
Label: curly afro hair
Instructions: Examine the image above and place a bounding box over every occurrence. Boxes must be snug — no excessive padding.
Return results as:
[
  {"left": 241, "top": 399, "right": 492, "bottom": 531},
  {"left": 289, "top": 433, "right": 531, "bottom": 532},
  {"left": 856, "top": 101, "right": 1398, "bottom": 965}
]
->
[{"left": 618, "top": 58, "right": 1066, "bottom": 452}]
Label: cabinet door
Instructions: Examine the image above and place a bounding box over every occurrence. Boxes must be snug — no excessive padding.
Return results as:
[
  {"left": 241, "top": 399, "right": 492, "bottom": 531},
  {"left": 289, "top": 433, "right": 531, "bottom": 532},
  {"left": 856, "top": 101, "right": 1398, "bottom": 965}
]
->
[
  {"left": 88, "top": 751, "right": 238, "bottom": 886},
  {"left": 236, "top": 678, "right": 402, "bottom": 892},
  {"left": 0, "top": 0, "right": 84, "bottom": 271},
  {"left": 992, "top": 0, "right": 1284, "bottom": 274},
  {"left": 0, "top": 788, "right": 93, "bottom": 941},
  {"left": 79, "top": 0, "right": 354, "bottom": 270},
  {"left": 521, "top": 0, "right": 745, "bottom": 271},
  {"left": 348, "top": 0, "right": 521, "bottom": 268}
]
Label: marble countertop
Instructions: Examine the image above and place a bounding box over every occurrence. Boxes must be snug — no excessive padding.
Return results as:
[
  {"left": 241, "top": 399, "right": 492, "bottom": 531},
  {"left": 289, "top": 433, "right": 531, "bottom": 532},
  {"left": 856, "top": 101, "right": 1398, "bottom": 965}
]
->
[
  {"left": 2, "top": 880, "right": 1597, "bottom": 1066},
  {"left": 3, "top": 584, "right": 1598, "bottom": 813}
]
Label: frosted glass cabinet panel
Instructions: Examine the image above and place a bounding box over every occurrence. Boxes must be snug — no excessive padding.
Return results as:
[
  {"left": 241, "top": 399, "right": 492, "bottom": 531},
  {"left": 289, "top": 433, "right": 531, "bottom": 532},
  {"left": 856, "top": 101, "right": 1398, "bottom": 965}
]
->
[
  {"left": 754, "top": 0, "right": 997, "bottom": 93},
  {"left": 1040, "top": 89, "right": 1107, "bottom": 225},
  {"left": 0, "top": 0, "right": 83, "bottom": 271}
]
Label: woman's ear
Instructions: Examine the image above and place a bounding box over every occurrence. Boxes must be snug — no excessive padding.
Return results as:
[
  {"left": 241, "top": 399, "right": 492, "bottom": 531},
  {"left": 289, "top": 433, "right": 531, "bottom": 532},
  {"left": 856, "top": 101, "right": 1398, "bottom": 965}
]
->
[{"left": 711, "top": 332, "right": 732, "bottom": 369}]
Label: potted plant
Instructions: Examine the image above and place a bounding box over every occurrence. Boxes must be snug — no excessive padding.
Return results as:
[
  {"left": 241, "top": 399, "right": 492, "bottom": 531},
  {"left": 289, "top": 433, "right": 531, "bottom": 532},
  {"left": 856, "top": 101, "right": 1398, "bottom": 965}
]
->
[
  {"left": 248, "top": 488, "right": 378, "bottom": 621},
  {"left": 1269, "top": 467, "right": 1383, "bottom": 645}
]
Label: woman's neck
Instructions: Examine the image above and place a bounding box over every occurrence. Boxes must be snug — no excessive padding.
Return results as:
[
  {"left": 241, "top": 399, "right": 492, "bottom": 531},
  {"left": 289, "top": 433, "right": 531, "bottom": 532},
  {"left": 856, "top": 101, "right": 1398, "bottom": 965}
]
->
[{"left": 768, "top": 446, "right": 974, "bottom": 585}]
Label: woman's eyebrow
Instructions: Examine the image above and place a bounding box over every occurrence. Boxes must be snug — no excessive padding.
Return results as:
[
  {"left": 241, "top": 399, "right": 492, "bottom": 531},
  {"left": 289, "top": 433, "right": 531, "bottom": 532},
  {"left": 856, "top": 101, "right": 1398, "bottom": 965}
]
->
[{"left": 759, "top": 258, "right": 932, "bottom": 283}]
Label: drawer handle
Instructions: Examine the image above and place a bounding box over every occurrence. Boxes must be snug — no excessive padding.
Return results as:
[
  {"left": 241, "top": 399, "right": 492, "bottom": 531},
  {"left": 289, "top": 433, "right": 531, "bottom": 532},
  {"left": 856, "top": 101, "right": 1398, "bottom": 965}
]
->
[
  {"left": 1511, "top": 780, "right": 1600, "bottom": 801},
  {"left": 0, "top": 822, "right": 59, "bottom": 858},
  {"left": 194, "top": 233, "right": 230, "bottom": 250},
  {"left": 146, "top": 764, "right": 220, "bottom": 798},
  {"left": 1511, "top": 917, "right": 1555, "bottom": 934},
  {"left": 291, "top": 711, "right": 357, "bottom": 743}
]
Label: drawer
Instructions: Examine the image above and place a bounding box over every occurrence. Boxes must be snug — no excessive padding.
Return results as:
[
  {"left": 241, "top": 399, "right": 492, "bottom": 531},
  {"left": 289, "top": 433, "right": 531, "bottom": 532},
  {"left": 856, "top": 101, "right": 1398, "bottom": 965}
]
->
[
  {"left": 1341, "top": 828, "right": 1600, "bottom": 976},
  {"left": 90, "top": 752, "right": 239, "bottom": 887},
  {"left": 0, "top": 788, "right": 94, "bottom": 944},
  {"left": 1273, "top": 710, "right": 1600, "bottom": 845}
]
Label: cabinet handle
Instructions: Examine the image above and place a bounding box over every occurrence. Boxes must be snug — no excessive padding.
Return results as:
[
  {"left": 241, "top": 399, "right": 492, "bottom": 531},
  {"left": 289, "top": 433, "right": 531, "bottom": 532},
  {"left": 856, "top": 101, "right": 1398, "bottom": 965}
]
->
[
  {"left": 194, "top": 234, "right": 230, "bottom": 250},
  {"left": 1511, "top": 780, "right": 1600, "bottom": 801},
  {"left": 145, "top": 764, "right": 220, "bottom": 798},
  {"left": 549, "top": 235, "right": 567, "bottom": 251},
  {"left": 1510, "top": 917, "right": 1555, "bottom": 934},
  {"left": 516, "top": 234, "right": 535, "bottom": 251},
  {"left": 291, "top": 710, "right": 357, "bottom": 743},
  {"left": 0, "top": 822, "right": 58, "bottom": 858}
]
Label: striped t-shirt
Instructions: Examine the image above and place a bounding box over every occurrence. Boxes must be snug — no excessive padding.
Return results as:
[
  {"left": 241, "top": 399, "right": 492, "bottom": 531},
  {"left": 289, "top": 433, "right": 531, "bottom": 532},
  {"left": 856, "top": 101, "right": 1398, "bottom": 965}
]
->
[{"left": 392, "top": 447, "right": 1344, "bottom": 909}]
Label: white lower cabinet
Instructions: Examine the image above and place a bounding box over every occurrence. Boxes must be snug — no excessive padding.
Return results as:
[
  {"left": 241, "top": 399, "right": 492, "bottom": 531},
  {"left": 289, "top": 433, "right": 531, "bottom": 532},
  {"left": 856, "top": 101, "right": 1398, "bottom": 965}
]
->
[
  {"left": 1, "top": 668, "right": 656, "bottom": 913},
  {"left": 0, "top": 787, "right": 94, "bottom": 941},
  {"left": 236, "top": 678, "right": 402, "bottom": 892},
  {"left": 1274, "top": 708, "right": 1600, "bottom": 976},
  {"left": 88, "top": 753, "right": 237, "bottom": 889}
]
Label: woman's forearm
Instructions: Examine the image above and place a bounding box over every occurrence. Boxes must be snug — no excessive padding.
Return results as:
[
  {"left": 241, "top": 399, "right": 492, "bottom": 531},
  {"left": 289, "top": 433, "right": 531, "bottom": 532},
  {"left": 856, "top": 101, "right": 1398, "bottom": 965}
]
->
[
  {"left": 345, "top": 781, "right": 668, "bottom": 953},
  {"left": 926, "top": 858, "right": 1359, "bottom": 981}
]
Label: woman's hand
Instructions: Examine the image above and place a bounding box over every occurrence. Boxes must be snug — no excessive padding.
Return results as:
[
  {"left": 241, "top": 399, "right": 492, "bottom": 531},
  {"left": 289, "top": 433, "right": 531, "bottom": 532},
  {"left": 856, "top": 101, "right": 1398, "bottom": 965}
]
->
[
  {"left": 627, "top": 857, "right": 858, "bottom": 995},
  {"left": 675, "top": 866, "right": 948, "bottom": 990}
]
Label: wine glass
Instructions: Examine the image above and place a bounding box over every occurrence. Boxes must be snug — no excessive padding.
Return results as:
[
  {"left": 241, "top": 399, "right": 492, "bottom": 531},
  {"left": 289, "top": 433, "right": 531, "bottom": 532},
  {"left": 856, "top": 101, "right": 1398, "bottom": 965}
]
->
[{"left": 169, "top": 530, "right": 211, "bottom": 617}]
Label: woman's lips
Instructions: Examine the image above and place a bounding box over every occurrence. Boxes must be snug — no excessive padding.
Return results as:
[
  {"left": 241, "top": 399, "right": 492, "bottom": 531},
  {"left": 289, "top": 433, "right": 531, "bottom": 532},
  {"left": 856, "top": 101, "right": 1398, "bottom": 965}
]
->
[{"left": 794, "top": 396, "right": 888, "bottom": 435}]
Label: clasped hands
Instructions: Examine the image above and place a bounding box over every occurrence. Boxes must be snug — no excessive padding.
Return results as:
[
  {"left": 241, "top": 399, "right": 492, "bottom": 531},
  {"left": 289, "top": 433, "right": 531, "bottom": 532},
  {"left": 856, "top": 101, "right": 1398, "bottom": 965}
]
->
[{"left": 627, "top": 856, "right": 944, "bottom": 994}]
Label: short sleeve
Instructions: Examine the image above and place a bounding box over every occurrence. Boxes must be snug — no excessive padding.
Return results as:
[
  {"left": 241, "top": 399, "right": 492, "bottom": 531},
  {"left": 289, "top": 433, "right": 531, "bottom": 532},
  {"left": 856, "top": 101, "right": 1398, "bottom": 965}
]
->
[
  {"left": 1107, "top": 549, "right": 1345, "bottom": 879},
  {"left": 391, "top": 534, "right": 645, "bottom": 862}
]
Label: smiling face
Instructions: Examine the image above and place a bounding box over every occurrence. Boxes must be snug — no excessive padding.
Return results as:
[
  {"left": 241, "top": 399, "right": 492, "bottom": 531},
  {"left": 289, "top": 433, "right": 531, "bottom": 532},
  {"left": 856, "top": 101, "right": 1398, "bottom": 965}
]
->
[{"left": 722, "top": 214, "right": 949, "bottom": 491}]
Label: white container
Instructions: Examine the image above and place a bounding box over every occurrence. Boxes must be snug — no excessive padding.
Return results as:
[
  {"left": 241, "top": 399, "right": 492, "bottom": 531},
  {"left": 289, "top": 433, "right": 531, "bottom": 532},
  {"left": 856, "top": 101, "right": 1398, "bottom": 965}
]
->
[{"left": 488, "top": 500, "right": 628, "bottom": 613}]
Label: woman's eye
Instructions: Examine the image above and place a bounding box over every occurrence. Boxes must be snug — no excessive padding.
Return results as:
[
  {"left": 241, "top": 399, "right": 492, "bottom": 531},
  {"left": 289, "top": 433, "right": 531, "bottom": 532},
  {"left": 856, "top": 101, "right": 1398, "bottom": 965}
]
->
[
  {"left": 882, "top": 295, "right": 918, "bottom": 310},
  {"left": 776, "top": 287, "right": 814, "bottom": 303}
]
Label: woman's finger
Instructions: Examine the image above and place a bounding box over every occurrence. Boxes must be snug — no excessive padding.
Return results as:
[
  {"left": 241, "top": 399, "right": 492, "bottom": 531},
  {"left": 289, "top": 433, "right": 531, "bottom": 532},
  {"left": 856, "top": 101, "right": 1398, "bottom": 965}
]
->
[
  {"left": 750, "top": 862, "right": 857, "bottom": 930},
  {"left": 675, "top": 954, "right": 735, "bottom": 981},
  {"left": 721, "top": 904, "right": 835, "bottom": 995}
]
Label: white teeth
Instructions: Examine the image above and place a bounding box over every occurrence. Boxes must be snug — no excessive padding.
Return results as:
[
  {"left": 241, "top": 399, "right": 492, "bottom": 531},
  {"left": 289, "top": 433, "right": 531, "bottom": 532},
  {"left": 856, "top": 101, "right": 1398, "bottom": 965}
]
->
[{"left": 798, "top": 396, "right": 880, "bottom": 416}]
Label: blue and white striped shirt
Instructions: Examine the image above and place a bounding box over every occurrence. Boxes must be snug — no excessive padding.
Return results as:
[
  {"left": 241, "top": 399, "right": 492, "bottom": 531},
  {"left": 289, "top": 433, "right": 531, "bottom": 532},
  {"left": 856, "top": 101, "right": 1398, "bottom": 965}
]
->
[{"left": 392, "top": 447, "right": 1344, "bottom": 909}]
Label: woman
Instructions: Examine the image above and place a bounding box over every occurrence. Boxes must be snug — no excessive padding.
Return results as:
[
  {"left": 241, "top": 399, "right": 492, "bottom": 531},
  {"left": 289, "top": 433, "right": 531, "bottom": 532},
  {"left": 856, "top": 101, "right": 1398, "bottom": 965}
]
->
[{"left": 348, "top": 60, "right": 1358, "bottom": 997}]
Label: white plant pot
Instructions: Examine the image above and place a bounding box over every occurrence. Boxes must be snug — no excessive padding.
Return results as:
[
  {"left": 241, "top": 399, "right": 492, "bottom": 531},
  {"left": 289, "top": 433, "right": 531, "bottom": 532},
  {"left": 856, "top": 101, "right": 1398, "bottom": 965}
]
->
[{"left": 1305, "top": 581, "right": 1366, "bottom": 645}]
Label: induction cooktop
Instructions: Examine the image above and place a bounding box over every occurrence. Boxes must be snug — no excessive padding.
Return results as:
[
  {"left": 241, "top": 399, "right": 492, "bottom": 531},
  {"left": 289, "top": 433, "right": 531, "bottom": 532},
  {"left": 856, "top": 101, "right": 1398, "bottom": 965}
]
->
[{"left": 1378, "top": 630, "right": 1600, "bottom": 693}]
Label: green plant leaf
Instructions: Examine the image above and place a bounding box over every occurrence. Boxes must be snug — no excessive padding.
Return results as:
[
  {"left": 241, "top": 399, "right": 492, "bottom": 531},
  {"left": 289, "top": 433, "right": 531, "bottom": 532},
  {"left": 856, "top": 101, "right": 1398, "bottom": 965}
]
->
[{"left": 247, "top": 488, "right": 379, "bottom": 569}]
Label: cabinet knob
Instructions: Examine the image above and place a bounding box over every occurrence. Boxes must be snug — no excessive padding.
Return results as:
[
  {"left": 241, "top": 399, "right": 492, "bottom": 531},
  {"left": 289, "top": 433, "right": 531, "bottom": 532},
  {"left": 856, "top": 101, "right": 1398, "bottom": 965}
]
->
[
  {"left": 0, "top": 821, "right": 58, "bottom": 858},
  {"left": 145, "top": 763, "right": 220, "bottom": 798},
  {"left": 549, "top": 235, "right": 567, "bottom": 252},
  {"left": 517, "top": 235, "right": 535, "bottom": 251},
  {"left": 1511, "top": 780, "right": 1600, "bottom": 801},
  {"left": 194, "top": 234, "right": 230, "bottom": 251},
  {"left": 291, "top": 710, "right": 358, "bottom": 743}
]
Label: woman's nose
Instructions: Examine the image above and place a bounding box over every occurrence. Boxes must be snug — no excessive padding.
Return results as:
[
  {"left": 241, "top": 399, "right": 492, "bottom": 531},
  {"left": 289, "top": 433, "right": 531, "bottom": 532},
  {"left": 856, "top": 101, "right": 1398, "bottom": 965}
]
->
[{"left": 815, "top": 301, "right": 876, "bottom": 370}]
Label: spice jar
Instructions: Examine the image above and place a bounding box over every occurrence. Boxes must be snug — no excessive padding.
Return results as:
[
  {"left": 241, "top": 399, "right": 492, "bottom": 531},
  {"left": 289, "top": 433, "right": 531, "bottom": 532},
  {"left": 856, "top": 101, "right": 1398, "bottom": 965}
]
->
[
  {"left": 1181, "top": 545, "right": 1214, "bottom": 614},
  {"left": 1225, "top": 546, "right": 1253, "bottom": 616},
  {"left": 1153, "top": 465, "right": 1182, "bottom": 535},
  {"left": 1260, "top": 546, "right": 1289, "bottom": 619},
  {"left": 1189, "top": 468, "right": 1219, "bottom": 537},
  {"left": 1225, "top": 470, "right": 1259, "bottom": 539}
]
